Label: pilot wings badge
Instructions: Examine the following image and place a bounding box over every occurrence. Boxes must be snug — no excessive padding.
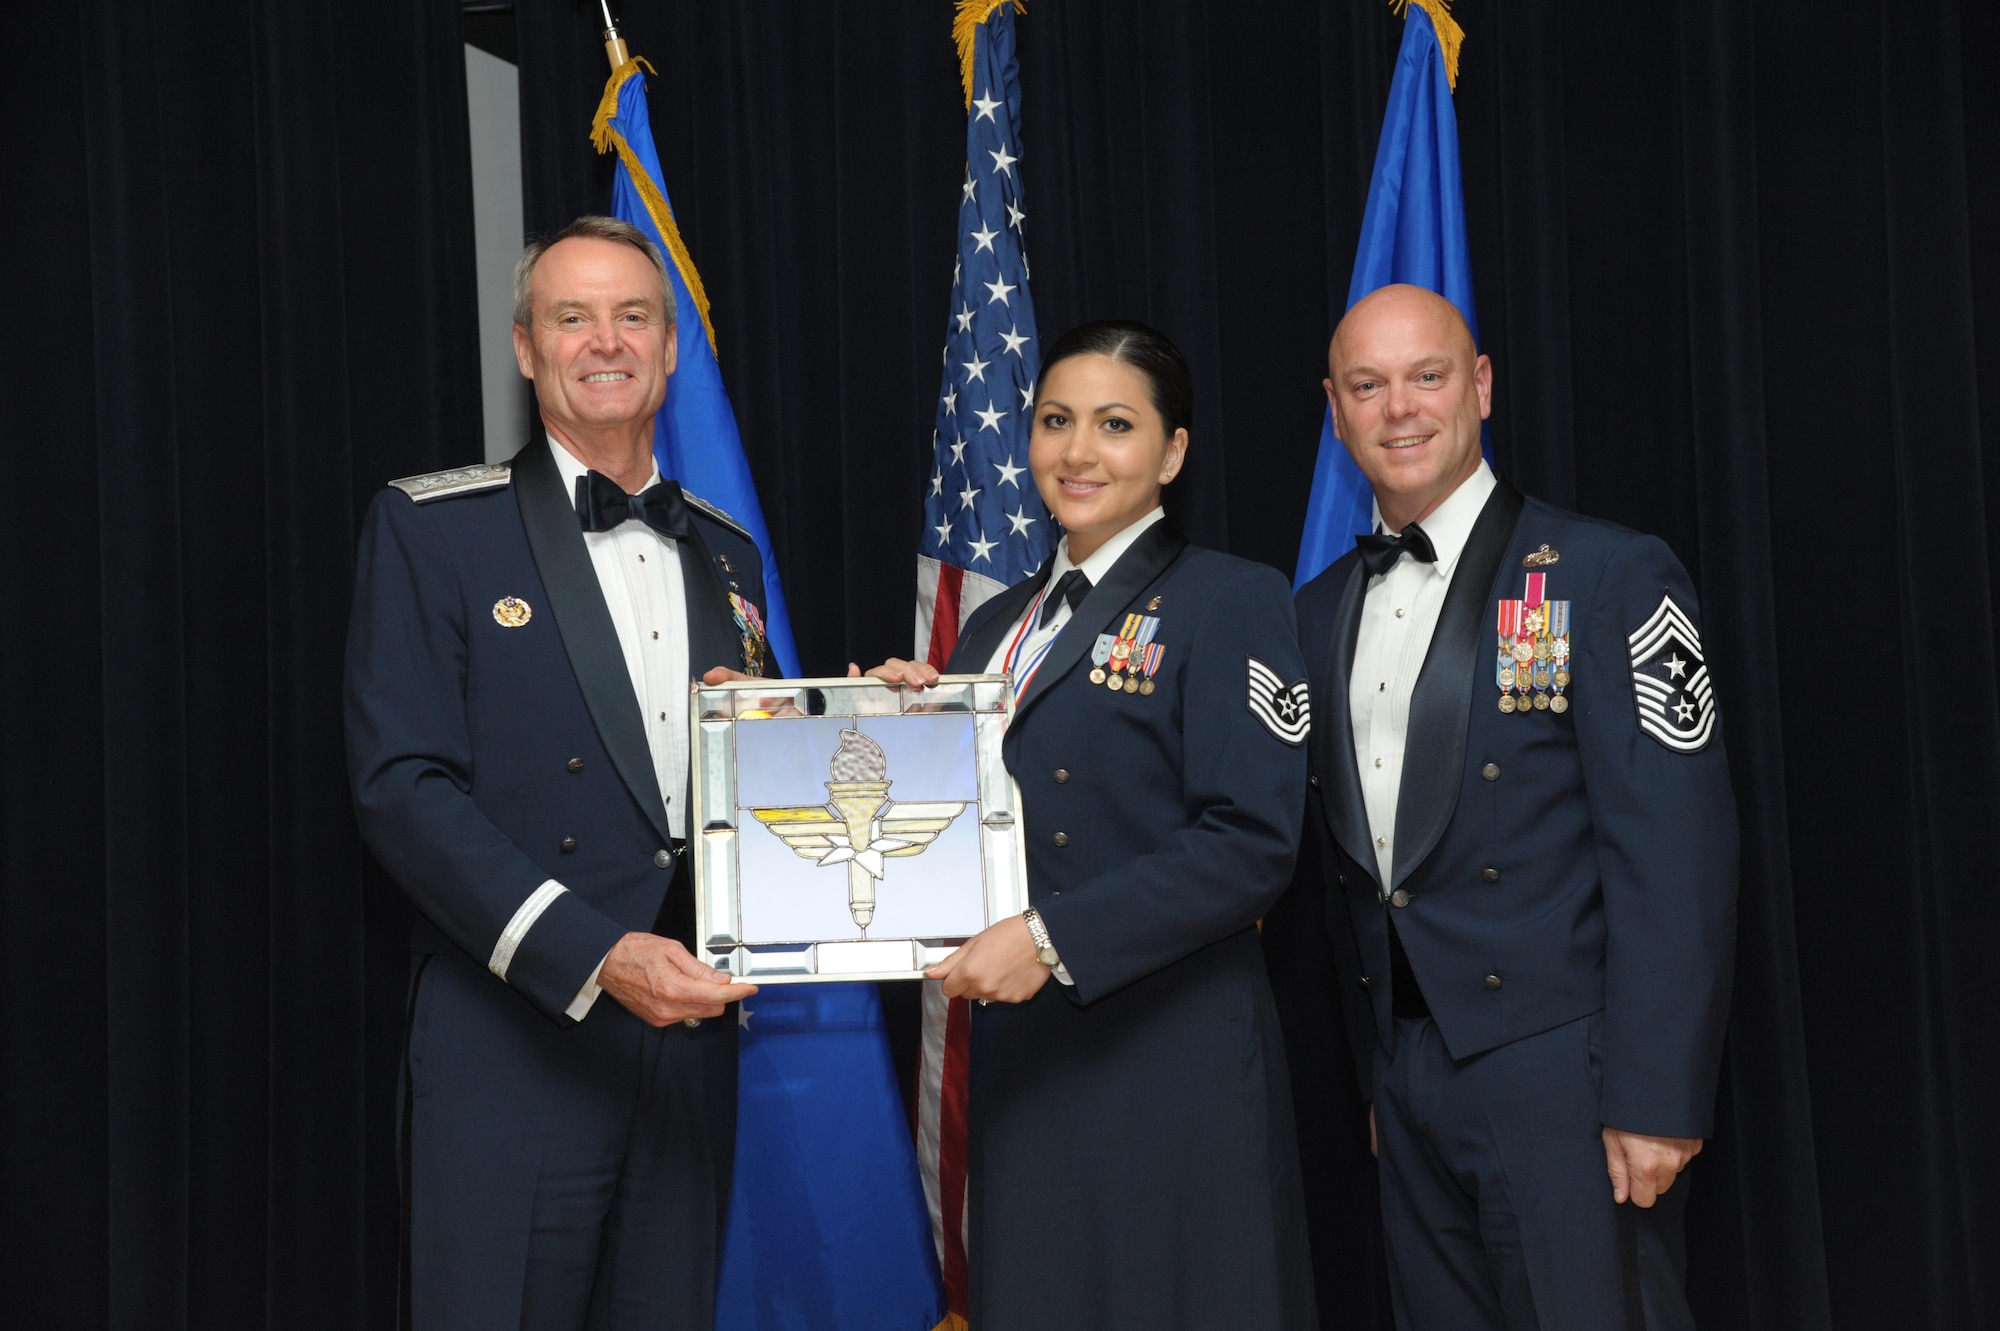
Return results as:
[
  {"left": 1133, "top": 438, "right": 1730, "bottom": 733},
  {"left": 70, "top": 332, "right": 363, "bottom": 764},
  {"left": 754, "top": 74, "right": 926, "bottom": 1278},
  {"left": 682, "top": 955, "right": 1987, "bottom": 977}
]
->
[
  {"left": 749, "top": 728, "right": 969, "bottom": 934},
  {"left": 1627, "top": 593, "right": 1715, "bottom": 753}
]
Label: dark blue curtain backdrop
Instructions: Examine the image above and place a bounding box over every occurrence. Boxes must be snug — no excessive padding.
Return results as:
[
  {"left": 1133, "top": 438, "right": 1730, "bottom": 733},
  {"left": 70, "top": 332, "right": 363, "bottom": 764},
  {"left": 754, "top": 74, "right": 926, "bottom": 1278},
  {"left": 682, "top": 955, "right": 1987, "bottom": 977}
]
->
[{"left": 3, "top": 1, "right": 1995, "bottom": 1327}]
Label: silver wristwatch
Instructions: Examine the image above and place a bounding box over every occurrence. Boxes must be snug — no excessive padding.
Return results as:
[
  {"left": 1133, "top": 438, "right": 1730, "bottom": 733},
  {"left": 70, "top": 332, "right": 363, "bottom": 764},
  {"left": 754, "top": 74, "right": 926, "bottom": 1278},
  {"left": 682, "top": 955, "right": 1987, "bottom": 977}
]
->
[{"left": 1022, "top": 908, "right": 1059, "bottom": 969}]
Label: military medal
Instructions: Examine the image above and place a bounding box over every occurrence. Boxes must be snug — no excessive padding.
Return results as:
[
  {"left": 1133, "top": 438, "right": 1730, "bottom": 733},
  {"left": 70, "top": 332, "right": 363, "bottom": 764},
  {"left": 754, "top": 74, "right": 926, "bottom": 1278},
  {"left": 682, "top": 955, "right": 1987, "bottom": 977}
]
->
[
  {"left": 1495, "top": 574, "right": 1577, "bottom": 717},
  {"left": 1496, "top": 598, "right": 1523, "bottom": 711},
  {"left": 1548, "top": 600, "right": 1573, "bottom": 713},
  {"left": 1090, "top": 634, "right": 1115, "bottom": 685},
  {"left": 1136, "top": 642, "right": 1164, "bottom": 695},
  {"left": 492, "top": 596, "right": 532, "bottom": 628},
  {"left": 729, "top": 592, "right": 769, "bottom": 678},
  {"left": 1522, "top": 573, "right": 1550, "bottom": 713},
  {"left": 1125, "top": 617, "right": 1161, "bottom": 694},
  {"left": 1106, "top": 614, "right": 1140, "bottom": 689},
  {"left": 1112, "top": 615, "right": 1144, "bottom": 687}
]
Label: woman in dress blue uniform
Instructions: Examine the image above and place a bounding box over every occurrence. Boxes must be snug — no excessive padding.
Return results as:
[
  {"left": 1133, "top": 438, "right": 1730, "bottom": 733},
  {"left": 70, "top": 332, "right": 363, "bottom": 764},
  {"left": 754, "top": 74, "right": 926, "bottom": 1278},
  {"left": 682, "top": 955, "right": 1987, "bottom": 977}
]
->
[{"left": 874, "top": 321, "right": 1319, "bottom": 1329}]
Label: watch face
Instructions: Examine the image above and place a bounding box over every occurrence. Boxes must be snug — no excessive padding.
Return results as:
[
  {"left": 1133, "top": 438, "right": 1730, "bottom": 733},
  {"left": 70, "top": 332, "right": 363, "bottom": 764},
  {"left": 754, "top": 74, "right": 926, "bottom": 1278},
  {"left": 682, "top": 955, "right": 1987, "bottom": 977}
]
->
[{"left": 1037, "top": 945, "right": 1059, "bottom": 967}]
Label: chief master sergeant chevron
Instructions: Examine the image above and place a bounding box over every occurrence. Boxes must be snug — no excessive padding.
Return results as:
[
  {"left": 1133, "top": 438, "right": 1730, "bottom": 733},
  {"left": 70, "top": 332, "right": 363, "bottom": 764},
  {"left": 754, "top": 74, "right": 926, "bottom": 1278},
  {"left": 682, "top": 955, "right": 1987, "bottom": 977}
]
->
[
  {"left": 345, "top": 215, "right": 763, "bottom": 1331},
  {"left": 1287, "top": 284, "right": 1737, "bottom": 1329}
]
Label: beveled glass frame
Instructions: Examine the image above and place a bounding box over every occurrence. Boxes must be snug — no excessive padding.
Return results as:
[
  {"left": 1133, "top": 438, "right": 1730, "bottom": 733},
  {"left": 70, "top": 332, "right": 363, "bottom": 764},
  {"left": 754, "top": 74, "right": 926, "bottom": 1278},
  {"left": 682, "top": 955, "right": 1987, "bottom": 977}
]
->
[{"left": 689, "top": 674, "right": 1028, "bottom": 983}]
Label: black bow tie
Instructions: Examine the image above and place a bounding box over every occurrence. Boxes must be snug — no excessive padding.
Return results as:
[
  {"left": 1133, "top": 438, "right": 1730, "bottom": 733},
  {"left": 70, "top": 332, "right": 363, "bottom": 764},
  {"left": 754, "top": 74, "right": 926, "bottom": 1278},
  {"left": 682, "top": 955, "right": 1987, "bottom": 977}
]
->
[
  {"left": 576, "top": 472, "right": 691, "bottom": 541},
  {"left": 1039, "top": 569, "right": 1093, "bottom": 629},
  {"left": 1354, "top": 523, "right": 1438, "bottom": 579}
]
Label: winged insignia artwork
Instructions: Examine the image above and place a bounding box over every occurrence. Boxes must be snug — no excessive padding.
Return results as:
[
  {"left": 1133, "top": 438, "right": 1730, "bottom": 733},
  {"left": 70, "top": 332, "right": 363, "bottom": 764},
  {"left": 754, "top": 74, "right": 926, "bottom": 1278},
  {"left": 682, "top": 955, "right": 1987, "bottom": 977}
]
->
[{"left": 750, "top": 728, "right": 970, "bottom": 934}]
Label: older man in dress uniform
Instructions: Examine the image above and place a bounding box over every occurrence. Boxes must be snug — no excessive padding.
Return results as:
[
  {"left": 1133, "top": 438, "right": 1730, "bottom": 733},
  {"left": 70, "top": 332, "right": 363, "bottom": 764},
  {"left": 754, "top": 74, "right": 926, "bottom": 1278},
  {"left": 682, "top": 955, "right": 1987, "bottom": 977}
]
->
[
  {"left": 1288, "top": 285, "right": 1737, "bottom": 1330},
  {"left": 345, "top": 216, "right": 764, "bottom": 1330}
]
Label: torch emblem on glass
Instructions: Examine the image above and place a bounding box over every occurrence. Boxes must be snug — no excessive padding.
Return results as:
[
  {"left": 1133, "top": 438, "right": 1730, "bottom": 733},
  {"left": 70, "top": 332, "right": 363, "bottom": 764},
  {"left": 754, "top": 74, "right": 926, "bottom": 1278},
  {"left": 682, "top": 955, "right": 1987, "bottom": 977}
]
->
[{"left": 749, "top": 729, "right": 970, "bottom": 935}]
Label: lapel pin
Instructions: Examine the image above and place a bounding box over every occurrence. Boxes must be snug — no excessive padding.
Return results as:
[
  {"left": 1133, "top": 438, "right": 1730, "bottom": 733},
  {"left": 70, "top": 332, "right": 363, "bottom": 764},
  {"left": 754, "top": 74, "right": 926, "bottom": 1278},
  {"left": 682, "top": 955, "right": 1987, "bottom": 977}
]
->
[
  {"left": 1522, "top": 545, "right": 1560, "bottom": 568},
  {"left": 492, "top": 596, "right": 533, "bottom": 628}
]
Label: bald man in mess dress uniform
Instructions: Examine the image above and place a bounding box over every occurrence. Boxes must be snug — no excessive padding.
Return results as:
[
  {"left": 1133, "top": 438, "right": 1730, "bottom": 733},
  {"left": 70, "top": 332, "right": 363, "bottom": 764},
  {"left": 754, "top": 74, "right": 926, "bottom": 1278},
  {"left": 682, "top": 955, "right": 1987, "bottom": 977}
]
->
[{"left": 1284, "top": 286, "right": 1737, "bottom": 1331}]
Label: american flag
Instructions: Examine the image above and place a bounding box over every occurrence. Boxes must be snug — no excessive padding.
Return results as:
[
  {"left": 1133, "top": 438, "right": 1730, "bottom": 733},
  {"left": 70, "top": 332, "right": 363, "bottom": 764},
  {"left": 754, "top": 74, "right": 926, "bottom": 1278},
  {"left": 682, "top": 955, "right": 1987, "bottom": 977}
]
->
[{"left": 913, "top": 1, "right": 1049, "bottom": 1320}]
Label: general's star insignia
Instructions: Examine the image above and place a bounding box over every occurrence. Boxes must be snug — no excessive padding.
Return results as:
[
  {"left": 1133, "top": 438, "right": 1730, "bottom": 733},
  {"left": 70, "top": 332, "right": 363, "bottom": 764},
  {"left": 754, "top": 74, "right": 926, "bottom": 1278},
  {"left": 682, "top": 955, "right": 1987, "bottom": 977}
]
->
[
  {"left": 1628, "top": 593, "right": 1715, "bottom": 753},
  {"left": 1246, "top": 658, "right": 1311, "bottom": 746}
]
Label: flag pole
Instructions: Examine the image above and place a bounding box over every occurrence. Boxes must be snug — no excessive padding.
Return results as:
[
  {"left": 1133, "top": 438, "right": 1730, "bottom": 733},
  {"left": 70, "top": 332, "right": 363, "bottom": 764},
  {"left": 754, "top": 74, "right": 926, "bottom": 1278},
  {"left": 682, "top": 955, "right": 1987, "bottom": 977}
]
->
[{"left": 598, "top": 0, "right": 629, "bottom": 70}]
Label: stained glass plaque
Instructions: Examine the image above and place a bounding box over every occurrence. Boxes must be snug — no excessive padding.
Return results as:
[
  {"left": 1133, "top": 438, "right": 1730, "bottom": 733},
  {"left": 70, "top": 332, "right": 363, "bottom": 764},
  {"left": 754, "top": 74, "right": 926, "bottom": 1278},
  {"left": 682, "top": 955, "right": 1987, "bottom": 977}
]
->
[{"left": 689, "top": 675, "right": 1028, "bottom": 982}]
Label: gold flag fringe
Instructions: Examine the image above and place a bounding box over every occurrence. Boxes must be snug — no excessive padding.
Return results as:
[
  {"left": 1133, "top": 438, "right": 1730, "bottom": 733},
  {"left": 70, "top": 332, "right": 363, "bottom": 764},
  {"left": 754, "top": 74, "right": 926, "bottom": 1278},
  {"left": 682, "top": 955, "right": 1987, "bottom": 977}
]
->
[
  {"left": 1392, "top": 0, "right": 1464, "bottom": 92},
  {"left": 590, "top": 57, "right": 719, "bottom": 356},
  {"left": 932, "top": 1315, "right": 969, "bottom": 1331},
  {"left": 954, "top": 0, "right": 1026, "bottom": 111}
]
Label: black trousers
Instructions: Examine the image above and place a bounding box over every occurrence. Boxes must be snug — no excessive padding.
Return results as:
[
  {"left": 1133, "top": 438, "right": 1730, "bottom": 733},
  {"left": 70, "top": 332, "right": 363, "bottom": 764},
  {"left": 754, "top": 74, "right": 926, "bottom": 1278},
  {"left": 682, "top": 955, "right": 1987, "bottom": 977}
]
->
[
  {"left": 402, "top": 950, "right": 737, "bottom": 1331},
  {"left": 1373, "top": 1013, "right": 1692, "bottom": 1331}
]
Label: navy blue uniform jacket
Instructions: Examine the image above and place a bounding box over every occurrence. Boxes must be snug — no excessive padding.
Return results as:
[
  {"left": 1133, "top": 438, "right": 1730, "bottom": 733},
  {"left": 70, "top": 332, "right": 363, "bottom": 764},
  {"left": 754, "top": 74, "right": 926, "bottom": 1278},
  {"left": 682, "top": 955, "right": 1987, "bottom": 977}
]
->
[
  {"left": 951, "top": 523, "right": 1318, "bottom": 1331},
  {"left": 1295, "top": 483, "right": 1737, "bottom": 1138},
  {"left": 345, "top": 439, "right": 765, "bottom": 1021}
]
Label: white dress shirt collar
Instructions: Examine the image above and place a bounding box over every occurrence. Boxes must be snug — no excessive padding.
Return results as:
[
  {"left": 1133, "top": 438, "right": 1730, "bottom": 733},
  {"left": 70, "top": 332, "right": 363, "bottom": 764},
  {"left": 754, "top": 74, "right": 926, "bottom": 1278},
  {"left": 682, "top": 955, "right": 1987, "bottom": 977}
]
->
[
  {"left": 1048, "top": 506, "right": 1167, "bottom": 589},
  {"left": 1368, "top": 461, "right": 1496, "bottom": 582},
  {"left": 546, "top": 434, "right": 663, "bottom": 505}
]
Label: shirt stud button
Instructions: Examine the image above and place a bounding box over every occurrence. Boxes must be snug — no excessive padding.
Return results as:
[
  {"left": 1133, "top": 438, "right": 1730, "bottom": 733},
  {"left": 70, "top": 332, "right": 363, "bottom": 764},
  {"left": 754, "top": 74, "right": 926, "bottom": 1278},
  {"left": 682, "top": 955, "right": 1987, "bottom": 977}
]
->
[{"left": 1395, "top": 608, "right": 1406, "bottom": 618}]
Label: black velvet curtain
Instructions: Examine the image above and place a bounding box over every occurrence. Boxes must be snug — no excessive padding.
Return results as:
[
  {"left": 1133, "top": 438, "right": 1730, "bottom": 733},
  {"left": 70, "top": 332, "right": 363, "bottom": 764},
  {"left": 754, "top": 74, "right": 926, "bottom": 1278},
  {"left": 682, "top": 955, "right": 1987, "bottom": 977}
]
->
[
  {"left": 1, "top": 0, "right": 477, "bottom": 1324},
  {"left": 4, "top": 0, "right": 1995, "bottom": 1327}
]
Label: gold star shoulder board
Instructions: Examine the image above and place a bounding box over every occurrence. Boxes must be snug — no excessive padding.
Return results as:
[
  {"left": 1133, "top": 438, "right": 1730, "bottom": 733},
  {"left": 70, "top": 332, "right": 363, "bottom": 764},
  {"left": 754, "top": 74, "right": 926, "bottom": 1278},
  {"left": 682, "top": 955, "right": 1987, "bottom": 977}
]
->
[
  {"left": 683, "top": 489, "right": 752, "bottom": 541},
  {"left": 388, "top": 463, "right": 513, "bottom": 503}
]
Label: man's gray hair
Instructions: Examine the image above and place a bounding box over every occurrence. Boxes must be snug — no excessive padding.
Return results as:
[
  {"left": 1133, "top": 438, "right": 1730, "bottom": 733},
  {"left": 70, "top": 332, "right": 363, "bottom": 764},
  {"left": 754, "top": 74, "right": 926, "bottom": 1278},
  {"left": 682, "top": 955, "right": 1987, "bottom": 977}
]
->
[{"left": 512, "top": 215, "right": 676, "bottom": 328}]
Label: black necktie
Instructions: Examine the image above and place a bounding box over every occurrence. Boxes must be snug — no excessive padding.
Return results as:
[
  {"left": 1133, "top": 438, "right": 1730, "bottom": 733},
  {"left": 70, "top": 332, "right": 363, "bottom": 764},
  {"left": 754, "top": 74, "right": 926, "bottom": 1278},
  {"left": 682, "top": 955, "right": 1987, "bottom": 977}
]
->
[
  {"left": 576, "top": 471, "right": 692, "bottom": 541},
  {"left": 1039, "top": 569, "right": 1092, "bottom": 629},
  {"left": 1354, "top": 523, "right": 1437, "bottom": 579}
]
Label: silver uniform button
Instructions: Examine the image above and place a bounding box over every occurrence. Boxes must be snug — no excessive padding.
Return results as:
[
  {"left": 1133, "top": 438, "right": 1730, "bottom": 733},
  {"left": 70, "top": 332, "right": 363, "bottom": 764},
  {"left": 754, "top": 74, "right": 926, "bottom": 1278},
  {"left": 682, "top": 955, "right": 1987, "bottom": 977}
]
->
[
  {"left": 684, "top": 1017, "right": 702, "bottom": 1028},
  {"left": 655, "top": 849, "right": 673, "bottom": 868},
  {"left": 1390, "top": 889, "right": 1411, "bottom": 908}
]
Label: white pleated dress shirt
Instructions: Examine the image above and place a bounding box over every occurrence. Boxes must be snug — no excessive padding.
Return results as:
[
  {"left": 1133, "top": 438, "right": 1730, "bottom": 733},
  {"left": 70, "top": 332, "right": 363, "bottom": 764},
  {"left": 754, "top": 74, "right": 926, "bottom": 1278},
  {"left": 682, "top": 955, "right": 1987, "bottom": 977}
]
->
[
  {"left": 1349, "top": 462, "right": 1496, "bottom": 892},
  {"left": 495, "top": 437, "right": 693, "bottom": 1020}
]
